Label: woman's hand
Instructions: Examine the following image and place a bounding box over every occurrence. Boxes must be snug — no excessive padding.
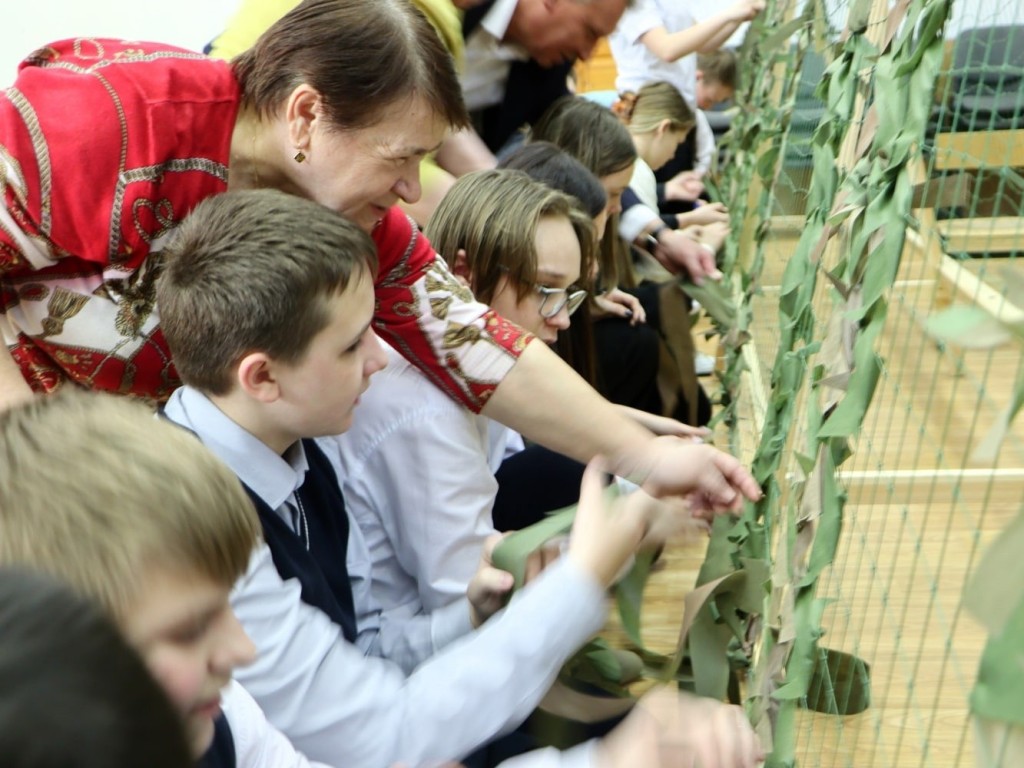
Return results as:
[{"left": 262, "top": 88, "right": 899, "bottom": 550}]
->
[
  {"left": 615, "top": 405, "right": 710, "bottom": 441},
  {"left": 593, "top": 289, "right": 646, "bottom": 325}
]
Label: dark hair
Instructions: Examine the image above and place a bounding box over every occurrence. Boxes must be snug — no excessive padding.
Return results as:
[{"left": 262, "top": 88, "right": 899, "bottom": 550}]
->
[
  {"left": 233, "top": 0, "right": 468, "bottom": 131},
  {"left": 498, "top": 141, "right": 607, "bottom": 219},
  {"left": 530, "top": 96, "right": 637, "bottom": 178},
  {"left": 158, "top": 189, "right": 378, "bottom": 395},
  {"left": 0, "top": 568, "right": 192, "bottom": 768}
]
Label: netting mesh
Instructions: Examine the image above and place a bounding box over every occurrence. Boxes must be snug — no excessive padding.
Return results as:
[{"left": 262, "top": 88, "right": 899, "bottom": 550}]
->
[{"left": 704, "top": 0, "right": 1024, "bottom": 765}]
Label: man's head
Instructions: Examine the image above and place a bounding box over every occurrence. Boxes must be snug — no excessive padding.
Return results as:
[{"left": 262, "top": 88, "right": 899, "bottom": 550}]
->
[
  {"left": 0, "top": 390, "right": 262, "bottom": 756},
  {"left": 696, "top": 49, "right": 738, "bottom": 110},
  {"left": 506, "top": 0, "right": 628, "bottom": 68}
]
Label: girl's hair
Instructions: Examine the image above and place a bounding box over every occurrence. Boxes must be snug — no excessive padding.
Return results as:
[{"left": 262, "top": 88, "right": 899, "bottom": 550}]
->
[
  {"left": 233, "top": 0, "right": 468, "bottom": 131},
  {"left": 497, "top": 142, "right": 607, "bottom": 220},
  {"left": 613, "top": 81, "right": 695, "bottom": 134},
  {"left": 530, "top": 96, "right": 637, "bottom": 178},
  {"left": 425, "top": 169, "right": 595, "bottom": 306},
  {"left": 530, "top": 97, "right": 637, "bottom": 289}
]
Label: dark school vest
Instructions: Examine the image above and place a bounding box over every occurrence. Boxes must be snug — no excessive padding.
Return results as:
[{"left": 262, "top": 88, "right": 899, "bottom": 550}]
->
[
  {"left": 243, "top": 438, "right": 358, "bottom": 643},
  {"left": 196, "top": 715, "right": 235, "bottom": 768}
]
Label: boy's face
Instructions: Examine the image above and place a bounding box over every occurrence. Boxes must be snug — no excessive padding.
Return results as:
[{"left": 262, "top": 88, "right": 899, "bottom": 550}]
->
[
  {"left": 695, "top": 75, "right": 734, "bottom": 110},
  {"left": 272, "top": 271, "right": 388, "bottom": 440},
  {"left": 123, "top": 567, "right": 256, "bottom": 756},
  {"left": 488, "top": 214, "right": 582, "bottom": 345}
]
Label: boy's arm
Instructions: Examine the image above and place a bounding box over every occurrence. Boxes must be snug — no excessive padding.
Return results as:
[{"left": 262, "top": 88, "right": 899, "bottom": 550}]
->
[
  {"left": 639, "top": 1, "right": 765, "bottom": 62},
  {"left": 220, "top": 681, "right": 333, "bottom": 768},
  {"left": 230, "top": 544, "right": 608, "bottom": 768}
]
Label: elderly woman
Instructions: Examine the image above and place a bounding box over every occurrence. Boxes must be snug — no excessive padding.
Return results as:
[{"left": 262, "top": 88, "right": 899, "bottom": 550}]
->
[{"left": 0, "top": 0, "right": 756, "bottom": 508}]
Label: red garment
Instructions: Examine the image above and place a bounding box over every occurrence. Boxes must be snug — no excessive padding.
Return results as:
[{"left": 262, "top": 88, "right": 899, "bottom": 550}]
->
[{"left": 0, "top": 38, "right": 529, "bottom": 409}]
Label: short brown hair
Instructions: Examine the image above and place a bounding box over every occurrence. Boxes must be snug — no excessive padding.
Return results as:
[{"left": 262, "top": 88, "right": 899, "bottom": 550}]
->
[
  {"left": 157, "top": 189, "right": 377, "bottom": 395},
  {"left": 233, "top": 0, "right": 468, "bottom": 131},
  {"left": 0, "top": 390, "right": 261, "bottom": 621},
  {"left": 425, "top": 169, "right": 595, "bottom": 306},
  {"left": 698, "top": 49, "right": 738, "bottom": 90}
]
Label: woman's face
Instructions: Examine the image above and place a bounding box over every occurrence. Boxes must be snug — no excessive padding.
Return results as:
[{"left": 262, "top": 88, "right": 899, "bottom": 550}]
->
[
  {"left": 297, "top": 95, "right": 450, "bottom": 231},
  {"left": 648, "top": 127, "right": 689, "bottom": 172},
  {"left": 487, "top": 215, "right": 582, "bottom": 345},
  {"left": 598, "top": 163, "right": 635, "bottom": 218}
]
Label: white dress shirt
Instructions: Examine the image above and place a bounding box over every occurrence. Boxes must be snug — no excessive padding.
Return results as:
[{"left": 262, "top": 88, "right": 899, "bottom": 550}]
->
[
  {"left": 461, "top": 0, "right": 529, "bottom": 111},
  {"left": 324, "top": 343, "right": 519, "bottom": 616},
  {"left": 220, "top": 681, "right": 331, "bottom": 768},
  {"left": 162, "top": 385, "right": 609, "bottom": 768}
]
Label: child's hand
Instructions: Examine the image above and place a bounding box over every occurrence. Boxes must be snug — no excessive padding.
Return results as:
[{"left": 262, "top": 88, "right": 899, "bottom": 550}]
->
[
  {"left": 664, "top": 170, "right": 705, "bottom": 202},
  {"left": 654, "top": 229, "right": 722, "bottom": 285},
  {"left": 729, "top": 0, "right": 766, "bottom": 22},
  {"left": 614, "top": 436, "right": 762, "bottom": 514},
  {"left": 595, "top": 687, "right": 763, "bottom": 768},
  {"left": 567, "top": 459, "right": 650, "bottom": 587},
  {"left": 466, "top": 535, "right": 515, "bottom": 627},
  {"left": 676, "top": 201, "right": 729, "bottom": 228},
  {"left": 592, "top": 289, "right": 646, "bottom": 324}
]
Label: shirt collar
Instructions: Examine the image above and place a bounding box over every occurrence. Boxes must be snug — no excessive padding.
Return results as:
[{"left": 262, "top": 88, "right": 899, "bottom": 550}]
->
[
  {"left": 481, "top": 0, "right": 521, "bottom": 41},
  {"left": 163, "top": 386, "right": 308, "bottom": 510}
]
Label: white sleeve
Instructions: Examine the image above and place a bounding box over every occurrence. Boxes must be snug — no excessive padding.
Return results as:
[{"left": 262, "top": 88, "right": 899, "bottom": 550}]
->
[
  {"left": 619, "top": 203, "right": 662, "bottom": 244},
  {"left": 231, "top": 547, "right": 608, "bottom": 768},
  {"left": 497, "top": 742, "right": 598, "bottom": 768},
  {"left": 615, "top": 0, "right": 665, "bottom": 45},
  {"left": 221, "top": 681, "right": 332, "bottom": 768},
  {"left": 693, "top": 110, "right": 715, "bottom": 175}
]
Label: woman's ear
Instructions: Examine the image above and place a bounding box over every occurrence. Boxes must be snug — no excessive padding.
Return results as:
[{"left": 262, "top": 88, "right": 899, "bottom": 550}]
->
[
  {"left": 236, "top": 352, "right": 281, "bottom": 403},
  {"left": 655, "top": 118, "right": 674, "bottom": 137},
  {"left": 452, "top": 248, "right": 472, "bottom": 283},
  {"left": 285, "top": 83, "right": 321, "bottom": 155}
]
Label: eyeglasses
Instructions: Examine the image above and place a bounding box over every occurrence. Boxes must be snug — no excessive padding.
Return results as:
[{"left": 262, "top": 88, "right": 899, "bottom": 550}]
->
[{"left": 535, "top": 285, "right": 588, "bottom": 319}]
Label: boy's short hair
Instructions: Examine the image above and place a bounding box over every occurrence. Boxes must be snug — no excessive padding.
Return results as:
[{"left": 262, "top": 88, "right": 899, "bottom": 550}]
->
[
  {"left": 0, "top": 390, "right": 261, "bottom": 619},
  {"left": 0, "top": 567, "right": 192, "bottom": 768},
  {"left": 157, "top": 189, "right": 379, "bottom": 395},
  {"left": 698, "top": 49, "right": 738, "bottom": 90}
]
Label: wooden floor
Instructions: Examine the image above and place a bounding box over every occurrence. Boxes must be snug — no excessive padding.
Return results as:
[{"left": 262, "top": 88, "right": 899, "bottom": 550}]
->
[{"left": 613, "top": 228, "right": 1024, "bottom": 767}]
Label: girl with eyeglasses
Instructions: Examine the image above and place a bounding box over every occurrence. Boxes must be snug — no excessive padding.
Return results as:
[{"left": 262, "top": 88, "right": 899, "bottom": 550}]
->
[{"left": 326, "top": 169, "right": 600, "bottom": 643}]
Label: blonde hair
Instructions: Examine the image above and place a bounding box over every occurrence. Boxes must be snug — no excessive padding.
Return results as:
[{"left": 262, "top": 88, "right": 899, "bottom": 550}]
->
[
  {"left": 0, "top": 390, "right": 261, "bottom": 620},
  {"left": 425, "top": 169, "right": 596, "bottom": 304},
  {"left": 615, "top": 81, "right": 695, "bottom": 135}
]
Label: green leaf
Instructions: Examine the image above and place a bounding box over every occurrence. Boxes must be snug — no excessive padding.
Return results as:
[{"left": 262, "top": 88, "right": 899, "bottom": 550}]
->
[
  {"left": 925, "top": 306, "right": 1014, "bottom": 349},
  {"left": 615, "top": 549, "right": 656, "bottom": 649}
]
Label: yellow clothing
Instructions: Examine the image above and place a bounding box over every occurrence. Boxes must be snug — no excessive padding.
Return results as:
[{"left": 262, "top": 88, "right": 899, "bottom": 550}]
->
[{"left": 209, "top": 0, "right": 464, "bottom": 69}]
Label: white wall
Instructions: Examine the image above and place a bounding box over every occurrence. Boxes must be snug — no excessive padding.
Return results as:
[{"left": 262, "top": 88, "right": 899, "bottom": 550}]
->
[{"left": 2, "top": 0, "right": 239, "bottom": 84}]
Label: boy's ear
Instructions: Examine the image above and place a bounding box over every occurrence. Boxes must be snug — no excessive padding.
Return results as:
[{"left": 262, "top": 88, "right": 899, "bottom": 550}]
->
[
  {"left": 236, "top": 352, "right": 282, "bottom": 403},
  {"left": 285, "top": 83, "right": 321, "bottom": 155}
]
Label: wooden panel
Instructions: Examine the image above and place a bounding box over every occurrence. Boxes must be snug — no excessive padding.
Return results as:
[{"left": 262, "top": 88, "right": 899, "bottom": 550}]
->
[
  {"left": 574, "top": 37, "right": 618, "bottom": 94},
  {"left": 933, "top": 130, "right": 1024, "bottom": 171},
  {"left": 937, "top": 217, "right": 1024, "bottom": 254}
]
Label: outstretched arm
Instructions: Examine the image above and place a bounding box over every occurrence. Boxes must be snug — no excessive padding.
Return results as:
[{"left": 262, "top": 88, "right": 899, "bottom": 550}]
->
[{"left": 639, "top": 1, "right": 765, "bottom": 62}]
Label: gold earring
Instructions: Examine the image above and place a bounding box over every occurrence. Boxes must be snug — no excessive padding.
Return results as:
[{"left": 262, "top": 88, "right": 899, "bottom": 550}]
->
[{"left": 293, "top": 150, "right": 306, "bottom": 163}]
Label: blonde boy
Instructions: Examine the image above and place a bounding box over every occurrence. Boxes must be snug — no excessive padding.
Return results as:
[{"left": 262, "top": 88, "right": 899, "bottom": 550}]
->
[{"left": 0, "top": 390, "right": 328, "bottom": 767}]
